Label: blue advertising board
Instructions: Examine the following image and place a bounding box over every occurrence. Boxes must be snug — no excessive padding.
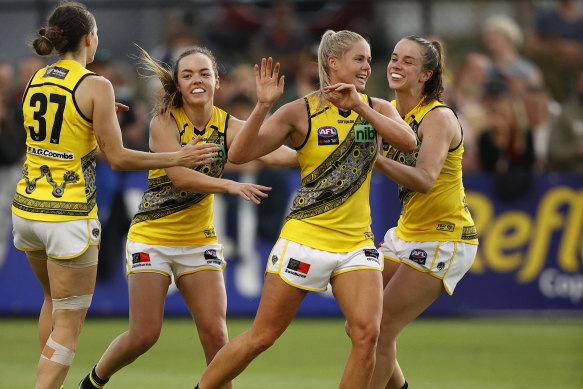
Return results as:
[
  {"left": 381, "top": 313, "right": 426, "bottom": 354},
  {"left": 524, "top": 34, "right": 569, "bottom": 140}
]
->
[{"left": 0, "top": 171, "right": 582, "bottom": 316}]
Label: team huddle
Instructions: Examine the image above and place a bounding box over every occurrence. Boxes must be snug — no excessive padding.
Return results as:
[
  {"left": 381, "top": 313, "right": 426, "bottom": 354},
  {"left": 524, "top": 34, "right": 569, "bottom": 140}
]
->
[{"left": 13, "top": 2, "right": 478, "bottom": 389}]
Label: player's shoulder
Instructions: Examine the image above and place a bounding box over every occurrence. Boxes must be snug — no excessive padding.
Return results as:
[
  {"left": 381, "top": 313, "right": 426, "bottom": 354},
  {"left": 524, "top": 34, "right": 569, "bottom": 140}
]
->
[
  {"left": 77, "top": 74, "right": 113, "bottom": 96},
  {"left": 274, "top": 97, "right": 307, "bottom": 120},
  {"left": 151, "top": 112, "right": 178, "bottom": 129}
]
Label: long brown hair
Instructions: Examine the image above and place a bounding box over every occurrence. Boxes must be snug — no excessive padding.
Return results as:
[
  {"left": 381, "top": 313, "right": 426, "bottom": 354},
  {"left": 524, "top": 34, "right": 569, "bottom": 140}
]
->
[{"left": 135, "top": 45, "right": 218, "bottom": 115}]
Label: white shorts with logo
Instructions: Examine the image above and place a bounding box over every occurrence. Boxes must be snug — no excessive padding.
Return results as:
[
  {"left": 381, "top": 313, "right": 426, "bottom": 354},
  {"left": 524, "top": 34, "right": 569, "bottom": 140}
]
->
[
  {"left": 12, "top": 213, "right": 101, "bottom": 259},
  {"left": 378, "top": 227, "right": 477, "bottom": 295},
  {"left": 266, "top": 238, "right": 383, "bottom": 292},
  {"left": 126, "top": 240, "right": 226, "bottom": 281}
]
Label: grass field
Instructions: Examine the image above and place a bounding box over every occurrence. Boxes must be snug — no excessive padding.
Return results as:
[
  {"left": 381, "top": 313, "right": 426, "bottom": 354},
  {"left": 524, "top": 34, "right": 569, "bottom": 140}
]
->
[{"left": 1, "top": 316, "right": 582, "bottom": 388}]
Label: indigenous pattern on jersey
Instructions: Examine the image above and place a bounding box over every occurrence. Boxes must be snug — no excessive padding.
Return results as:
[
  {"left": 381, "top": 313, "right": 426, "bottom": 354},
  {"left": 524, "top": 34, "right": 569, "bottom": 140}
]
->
[
  {"left": 128, "top": 106, "right": 228, "bottom": 245},
  {"left": 280, "top": 92, "right": 377, "bottom": 252},
  {"left": 13, "top": 59, "right": 97, "bottom": 221},
  {"left": 383, "top": 99, "right": 478, "bottom": 244}
]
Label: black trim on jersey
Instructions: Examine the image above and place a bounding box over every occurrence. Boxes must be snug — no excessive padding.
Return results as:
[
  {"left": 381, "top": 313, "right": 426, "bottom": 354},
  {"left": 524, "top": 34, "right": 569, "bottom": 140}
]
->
[
  {"left": 338, "top": 108, "right": 351, "bottom": 118},
  {"left": 192, "top": 124, "right": 205, "bottom": 135},
  {"left": 72, "top": 73, "right": 96, "bottom": 123},
  {"left": 21, "top": 71, "right": 38, "bottom": 105},
  {"left": 29, "top": 82, "right": 73, "bottom": 94},
  {"left": 169, "top": 113, "right": 183, "bottom": 139},
  {"left": 295, "top": 97, "right": 312, "bottom": 151},
  {"left": 415, "top": 104, "right": 463, "bottom": 152},
  {"left": 224, "top": 113, "right": 230, "bottom": 156},
  {"left": 445, "top": 106, "right": 464, "bottom": 152}
]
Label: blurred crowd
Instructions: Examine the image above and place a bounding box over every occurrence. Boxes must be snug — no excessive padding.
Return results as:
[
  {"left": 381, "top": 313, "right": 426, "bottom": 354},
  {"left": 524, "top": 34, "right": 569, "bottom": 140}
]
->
[{"left": 1, "top": 0, "right": 582, "bottom": 277}]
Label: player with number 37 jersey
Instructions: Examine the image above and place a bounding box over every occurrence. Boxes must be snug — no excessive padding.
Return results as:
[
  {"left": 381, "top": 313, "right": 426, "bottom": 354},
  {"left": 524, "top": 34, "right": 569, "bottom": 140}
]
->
[{"left": 14, "top": 59, "right": 98, "bottom": 221}]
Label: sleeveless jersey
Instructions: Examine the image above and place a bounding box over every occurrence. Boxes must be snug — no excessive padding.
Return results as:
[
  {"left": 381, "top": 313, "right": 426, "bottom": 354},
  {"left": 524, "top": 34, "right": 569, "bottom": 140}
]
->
[
  {"left": 280, "top": 92, "right": 377, "bottom": 252},
  {"left": 13, "top": 59, "right": 98, "bottom": 222},
  {"left": 383, "top": 99, "right": 478, "bottom": 244},
  {"left": 127, "top": 105, "right": 228, "bottom": 245}
]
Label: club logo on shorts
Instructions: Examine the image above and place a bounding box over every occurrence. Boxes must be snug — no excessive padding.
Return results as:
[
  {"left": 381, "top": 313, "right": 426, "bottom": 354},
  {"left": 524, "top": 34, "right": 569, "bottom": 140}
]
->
[
  {"left": 92, "top": 228, "right": 100, "bottom": 238},
  {"left": 317, "top": 126, "right": 339, "bottom": 145},
  {"left": 132, "top": 252, "right": 151, "bottom": 267},
  {"left": 285, "top": 258, "right": 311, "bottom": 279},
  {"left": 364, "top": 249, "right": 380, "bottom": 264},
  {"left": 204, "top": 249, "right": 223, "bottom": 266},
  {"left": 437, "top": 262, "right": 445, "bottom": 271},
  {"left": 271, "top": 255, "right": 278, "bottom": 265},
  {"left": 204, "top": 249, "right": 218, "bottom": 260},
  {"left": 409, "top": 249, "right": 427, "bottom": 265}
]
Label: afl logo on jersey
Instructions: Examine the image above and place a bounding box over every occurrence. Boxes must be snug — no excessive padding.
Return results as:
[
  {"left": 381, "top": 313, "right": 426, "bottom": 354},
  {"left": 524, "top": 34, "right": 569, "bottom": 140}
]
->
[{"left": 317, "top": 126, "right": 339, "bottom": 145}]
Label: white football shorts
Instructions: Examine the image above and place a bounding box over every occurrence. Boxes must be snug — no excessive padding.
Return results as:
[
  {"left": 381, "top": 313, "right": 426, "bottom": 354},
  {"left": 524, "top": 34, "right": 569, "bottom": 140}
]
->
[{"left": 266, "top": 238, "right": 383, "bottom": 292}]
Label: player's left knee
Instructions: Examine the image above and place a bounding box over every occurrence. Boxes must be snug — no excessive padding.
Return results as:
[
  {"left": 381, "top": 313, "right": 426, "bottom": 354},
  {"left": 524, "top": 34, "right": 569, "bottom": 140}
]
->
[
  {"left": 41, "top": 335, "right": 75, "bottom": 366},
  {"left": 52, "top": 294, "right": 93, "bottom": 313}
]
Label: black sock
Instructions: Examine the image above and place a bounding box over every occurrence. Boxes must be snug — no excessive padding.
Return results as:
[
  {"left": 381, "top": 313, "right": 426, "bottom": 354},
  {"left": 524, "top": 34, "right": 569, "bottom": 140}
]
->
[
  {"left": 89, "top": 365, "right": 109, "bottom": 388},
  {"left": 400, "top": 381, "right": 409, "bottom": 389}
]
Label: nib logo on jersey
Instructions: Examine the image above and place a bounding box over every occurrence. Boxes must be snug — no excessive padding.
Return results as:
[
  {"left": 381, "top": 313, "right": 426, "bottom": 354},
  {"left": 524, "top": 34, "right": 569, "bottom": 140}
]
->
[
  {"left": 204, "top": 249, "right": 223, "bottom": 266},
  {"left": 285, "top": 258, "right": 311, "bottom": 279},
  {"left": 131, "top": 252, "right": 151, "bottom": 268}
]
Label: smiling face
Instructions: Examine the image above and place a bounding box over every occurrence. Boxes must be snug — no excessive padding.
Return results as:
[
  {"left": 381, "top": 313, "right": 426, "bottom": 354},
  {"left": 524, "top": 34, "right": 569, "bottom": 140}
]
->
[
  {"left": 176, "top": 52, "right": 219, "bottom": 106},
  {"left": 387, "top": 38, "right": 432, "bottom": 93},
  {"left": 329, "top": 38, "right": 371, "bottom": 91}
]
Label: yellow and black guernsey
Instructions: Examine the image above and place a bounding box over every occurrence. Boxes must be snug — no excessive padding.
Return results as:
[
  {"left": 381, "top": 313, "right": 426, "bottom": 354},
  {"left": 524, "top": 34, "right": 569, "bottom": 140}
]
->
[
  {"left": 13, "top": 59, "right": 98, "bottom": 221},
  {"left": 127, "top": 106, "right": 228, "bottom": 246},
  {"left": 280, "top": 92, "right": 377, "bottom": 252},
  {"left": 383, "top": 99, "right": 478, "bottom": 244}
]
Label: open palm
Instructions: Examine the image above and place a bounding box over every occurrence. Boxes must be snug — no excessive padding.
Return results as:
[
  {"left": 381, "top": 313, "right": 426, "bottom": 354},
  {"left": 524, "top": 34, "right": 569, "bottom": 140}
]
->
[{"left": 255, "top": 57, "right": 285, "bottom": 105}]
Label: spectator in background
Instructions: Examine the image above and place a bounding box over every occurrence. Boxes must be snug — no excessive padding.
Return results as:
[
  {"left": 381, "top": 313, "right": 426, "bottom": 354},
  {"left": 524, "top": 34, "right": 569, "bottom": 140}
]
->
[
  {"left": 0, "top": 59, "right": 14, "bottom": 94},
  {"left": 213, "top": 63, "right": 256, "bottom": 109},
  {"left": 272, "top": 49, "right": 320, "bottom": 110},
  {"left": 478, "top": 81, "right": 536, "bottom": 200},
  {"left": 250, "top": 0, "right": 312, "bottom": 85},
  {"left": 0, "top": 59, "right": 25, "bottom": 265},
  {"left": 526, "top": 0, "right": 583, "bottom": 102},
  {"left": 522, "top": 82, "right": 560, "bottom": 171},
  {"left": 482, "top": 15, "right": 544, "bottom": 95},
  {"left": 444, "top": 52, "right": 492, "bottom": 172},
  {"left": 547, "top": 67, "right": 583, "bottom": 172}
]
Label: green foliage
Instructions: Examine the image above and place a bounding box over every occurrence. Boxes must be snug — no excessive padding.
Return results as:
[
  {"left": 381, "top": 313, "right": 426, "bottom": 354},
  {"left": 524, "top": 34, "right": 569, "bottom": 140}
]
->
[{"left": 1, "top": 317, "right": 581, "bottom": 388}]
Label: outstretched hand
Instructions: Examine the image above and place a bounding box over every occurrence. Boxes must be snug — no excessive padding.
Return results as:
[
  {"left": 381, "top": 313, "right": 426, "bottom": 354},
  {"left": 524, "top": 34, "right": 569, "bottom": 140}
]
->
[
  {"left": 178, "top": 135, "right": 219, "bottom": 168},
  {"left": 255, "top": 57, "right": 285, "bottom": 105},
  {"left": 323, "top": 83, "right": 361, "bottom": 111},
  {"left": 228, "top": 181, "right": 272, "bottom": 204}
]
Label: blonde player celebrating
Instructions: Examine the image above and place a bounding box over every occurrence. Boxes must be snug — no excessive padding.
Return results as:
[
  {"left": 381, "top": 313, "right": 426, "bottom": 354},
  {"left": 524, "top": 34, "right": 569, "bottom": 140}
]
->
[
  {"left": 195, "top": 30, "right": 417, "bottom": 389},
  {"left": 371, "top": 36, "right": 479, "bottom": 389},
  {"left": 78, "top": 45, "right": 297, "bottom": 389},
  {"left": 12, "top": 3, "right": 215, "bottom": 389}
]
